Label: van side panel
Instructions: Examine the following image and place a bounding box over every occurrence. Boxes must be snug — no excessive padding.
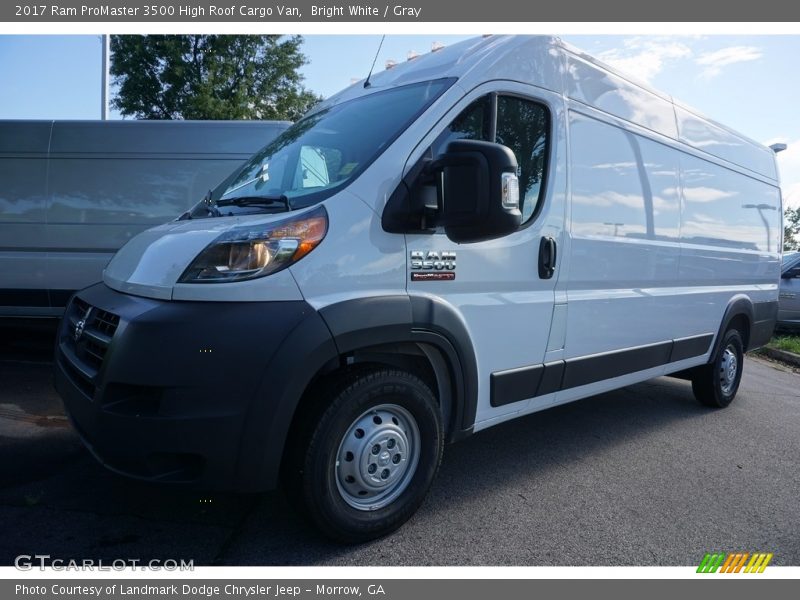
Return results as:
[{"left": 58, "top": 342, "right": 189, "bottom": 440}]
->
[
  {"left": 0, "top": 121, "right": 52, "bottom": 314},
  {"left": 46, "top": 154, "right": 245, "bottom": 296},
  {"left": 676, "top": 153, "right": 781, "bottom": 342},
  {"left": 1, "top": 120, "right": 290, "bottom": 316},
  {"left": 679, "top": 155, "right": 781, "bottom": 255},
  {"left": 40, "top": 121, "right": 287, "bottom": 312},
  {"left": 564, "top": 52, "right": 678, "bottom": 139},
  {"left": 674, "top": 105, "right": 778, "bottom": 181},
  {"left": 565, "top": 110, "right": 682, "bottom": 358}
]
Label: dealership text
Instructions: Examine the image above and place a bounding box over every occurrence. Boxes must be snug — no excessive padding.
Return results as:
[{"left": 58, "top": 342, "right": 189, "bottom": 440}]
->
[
  {"left": 14, "top": 554, "right": 193, "bottom": 571},
  {"left": 16, "top": 584, "right": 385, "bottom": 597}
]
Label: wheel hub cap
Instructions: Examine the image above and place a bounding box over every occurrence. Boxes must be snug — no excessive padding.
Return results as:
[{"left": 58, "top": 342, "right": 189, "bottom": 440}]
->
[
  {"left": 720, "top": 345, "right": 738, "bottom": 395},
  {"left": 335, "top": 404, "right": 420, "bottom": 511}
]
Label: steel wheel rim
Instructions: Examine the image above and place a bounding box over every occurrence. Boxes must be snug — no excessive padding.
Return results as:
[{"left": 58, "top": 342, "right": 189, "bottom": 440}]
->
[
  {"left": 719, "top": 344, "right": 738, "bottom": 395},
  {"left": 335, "top": 404, "right": 421, "bottom": 511}
]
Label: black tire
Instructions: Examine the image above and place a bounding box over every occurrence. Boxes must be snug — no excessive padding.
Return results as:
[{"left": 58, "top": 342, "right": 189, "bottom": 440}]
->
[
  {"left": 284, "top": 368, "right": 443, "bottom": 543},
  {"left": 691, "top": 328, "right": 745, "bottom": 408}
]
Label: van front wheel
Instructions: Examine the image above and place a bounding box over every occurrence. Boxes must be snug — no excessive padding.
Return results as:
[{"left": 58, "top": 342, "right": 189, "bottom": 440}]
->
[
  {"left": 291, "top": 368, "right": 443, "bottom": 543},
  {"left": 691, "top": 328, "right": 745, "bottom": 408}
]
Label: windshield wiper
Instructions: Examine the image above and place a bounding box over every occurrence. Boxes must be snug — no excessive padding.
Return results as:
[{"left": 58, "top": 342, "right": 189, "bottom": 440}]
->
[
  {"left": 177, "top": 189, "right": 218, "bottom": 220},
  {"left": 217, "top": 194, "right": 291, "bottom": 212}
]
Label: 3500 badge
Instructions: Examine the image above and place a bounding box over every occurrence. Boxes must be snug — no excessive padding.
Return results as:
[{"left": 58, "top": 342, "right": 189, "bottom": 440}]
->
[{"left": 410, "top": 251, "right": 456, "bottom": 281}]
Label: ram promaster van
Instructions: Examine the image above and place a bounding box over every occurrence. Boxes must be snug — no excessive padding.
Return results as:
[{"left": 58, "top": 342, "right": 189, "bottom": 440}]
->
[{"left": 54, "top": 36, "right": 782, "bottom": 542}]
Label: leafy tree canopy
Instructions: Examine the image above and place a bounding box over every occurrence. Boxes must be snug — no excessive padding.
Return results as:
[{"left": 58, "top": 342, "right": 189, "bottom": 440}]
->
[
  {"left": 110, "top": 35, "right": 321, "bottom": 121},
  {"left": 785, "top": 206, "right": 800, "bottom": 251}
]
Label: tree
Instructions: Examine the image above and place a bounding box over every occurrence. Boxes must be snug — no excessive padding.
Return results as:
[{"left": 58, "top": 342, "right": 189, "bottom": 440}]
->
[
  {"left": 110, "top": 35, "right": 321, "bottom": 121},
  {"left": 785, "top": 206, "right": 800, "bottom": 251}
]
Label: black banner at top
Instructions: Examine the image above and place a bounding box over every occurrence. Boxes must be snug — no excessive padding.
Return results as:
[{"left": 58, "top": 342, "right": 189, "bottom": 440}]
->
[{"left": 3, "top": 0, "right": 800, "bottom": 22}]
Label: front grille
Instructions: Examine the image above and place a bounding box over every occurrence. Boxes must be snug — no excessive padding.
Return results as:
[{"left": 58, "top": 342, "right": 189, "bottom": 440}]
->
[
  {"left": 60, "top": 297, "right": 121, "bottom": 397},
  {"left": 94, "top": 308, "right": 120, "bottom": 338}
]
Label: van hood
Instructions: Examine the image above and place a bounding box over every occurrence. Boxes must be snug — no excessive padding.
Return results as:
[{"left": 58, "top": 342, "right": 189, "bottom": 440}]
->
[{"left": 103, "top": 213, "right": 293, "bottom": 300}]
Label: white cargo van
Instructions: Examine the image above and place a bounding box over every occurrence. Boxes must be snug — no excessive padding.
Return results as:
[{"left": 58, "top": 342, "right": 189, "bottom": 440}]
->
[{"left": 54, "top": 36, "right": 782, "bottom": 542}]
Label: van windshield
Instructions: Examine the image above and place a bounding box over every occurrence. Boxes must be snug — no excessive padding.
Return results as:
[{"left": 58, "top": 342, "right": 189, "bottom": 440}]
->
[{"left": 193, "top": 78, "right": 453, "bottom": 217}]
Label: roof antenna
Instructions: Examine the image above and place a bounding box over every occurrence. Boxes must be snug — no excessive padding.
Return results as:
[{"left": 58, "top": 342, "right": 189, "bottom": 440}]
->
[{"left": 364, "top": 35, "right": 385, "bottom": 88}]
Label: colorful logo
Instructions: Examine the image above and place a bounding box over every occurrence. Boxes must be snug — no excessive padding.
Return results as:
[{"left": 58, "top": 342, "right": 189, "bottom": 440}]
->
[{"left": 697, "top": 552, "right": 773, "bottom": 573}]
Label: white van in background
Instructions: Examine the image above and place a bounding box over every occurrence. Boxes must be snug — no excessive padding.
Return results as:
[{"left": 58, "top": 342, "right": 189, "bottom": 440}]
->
[
  {"left": 53, "top": 36, "right": 782, "bottom": 543},
  {"left": 0, "top": 119, "right": 289, "bottom": 317}
]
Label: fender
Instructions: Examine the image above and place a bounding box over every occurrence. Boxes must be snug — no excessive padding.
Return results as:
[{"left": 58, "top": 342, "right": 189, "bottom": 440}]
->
[
  {"left": 235, "top": 308, "right": 339, "bottom": 491},
  {"left": 715, "top": 294, "right": 779, "bottom": 354},
  {"left": 319, "top": 295, "right": 479, "bottom": 440},
  {"left": 236, "top": 295, "right": 479, "bottom": 490},
  {"left": 671, "top": 295, "right": 756, "bottom": 382},
  {"left": 713, "top": 295, "right": 756, "bottom": 356}
]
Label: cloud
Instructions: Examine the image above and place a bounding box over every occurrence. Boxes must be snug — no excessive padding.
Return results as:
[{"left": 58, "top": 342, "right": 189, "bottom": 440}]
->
[
  {"left": 596, "top": 38, "right": 692, "bottom": 83},
  {"left": 695, "top": 46, "right": 763, "bottom": 78},
  {"left": 682, "top": 186, "right": 738, "bottom": 203},
  {"left": 592, "top": 38, "right": 764, "bottom": 84},
  {"left": 590, "top": 161, "right": 662, "bottom": 171},
  {"left": 784, "top": 182, "right": 800, "bottom": 209},
  {"left": 590, "top": 161, "right": 637, "bottom": 170},
  {"left": 659, "top": 186, "right": 737, "bottom": 204}
]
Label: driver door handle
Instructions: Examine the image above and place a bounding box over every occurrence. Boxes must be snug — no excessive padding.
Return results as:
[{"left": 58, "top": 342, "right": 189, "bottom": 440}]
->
[{"left": 538, "top": 236, "right": 557, "bottom": 279}]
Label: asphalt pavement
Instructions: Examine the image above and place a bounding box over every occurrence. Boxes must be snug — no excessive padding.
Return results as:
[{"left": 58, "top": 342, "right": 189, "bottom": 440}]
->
[{"left": 1, "top": 323, "right": 798, "bottom": 566}]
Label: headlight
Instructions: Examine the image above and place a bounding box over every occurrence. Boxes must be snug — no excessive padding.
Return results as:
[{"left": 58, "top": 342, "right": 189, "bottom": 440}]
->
[{"left": 179, "top": 206, "right": 328, "bottom": 283}]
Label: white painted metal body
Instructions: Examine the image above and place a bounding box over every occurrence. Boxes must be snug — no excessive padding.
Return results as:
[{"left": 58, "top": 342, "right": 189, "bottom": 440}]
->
[{"left": 103, "top": 36, "right": 782, "bottom": 432}]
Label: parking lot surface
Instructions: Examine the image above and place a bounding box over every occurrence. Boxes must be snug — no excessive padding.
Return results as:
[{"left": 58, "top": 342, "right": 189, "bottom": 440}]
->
[{"left": 1, "top": 324, "right": 798, "bottom": 566}]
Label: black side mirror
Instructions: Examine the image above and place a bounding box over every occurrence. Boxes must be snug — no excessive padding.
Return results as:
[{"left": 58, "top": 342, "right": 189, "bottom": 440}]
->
[
  {"left": 382, "top": 139, "right": 522, "bottom": 243},
  {"left": 435, "top": 140, "right": 522, "bottom": 243}
]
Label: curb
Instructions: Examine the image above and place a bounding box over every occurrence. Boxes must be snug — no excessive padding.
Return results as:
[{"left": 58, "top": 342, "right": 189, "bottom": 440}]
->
[{"left": 759, "top": 346, "right": 800, "bottom": 368}]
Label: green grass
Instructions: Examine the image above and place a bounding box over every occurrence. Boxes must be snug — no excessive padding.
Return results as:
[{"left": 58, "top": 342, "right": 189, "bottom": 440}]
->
[{"left": 767, "top": 335, "right": 800, "bottom": 355}]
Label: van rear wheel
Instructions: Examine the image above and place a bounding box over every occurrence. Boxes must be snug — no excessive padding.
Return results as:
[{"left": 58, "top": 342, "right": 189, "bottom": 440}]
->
[
  {"left": 286, "top": 368, "right": 443, "bottom": 543},
  {"left": 691, "top": 328, "right": 744, "bottom": 408}
]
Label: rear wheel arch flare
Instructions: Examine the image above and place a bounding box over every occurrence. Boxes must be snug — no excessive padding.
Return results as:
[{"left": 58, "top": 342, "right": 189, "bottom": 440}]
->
[
  {"left": 716, "top": 295, "right": 754, "bottom": 355},
  {"left": 727, "top": 313, "right": 751, "bottom": 349}
]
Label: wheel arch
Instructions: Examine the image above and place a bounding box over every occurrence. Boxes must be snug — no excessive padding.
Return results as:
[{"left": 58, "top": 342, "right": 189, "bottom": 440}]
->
[
  {"left": 316, "top": 295, "right": 478, "bottom": 442},
  {"left": 239, "top": 295, "right": 478, "bottom": 491},
  {"left": 715, "top": 295, "right": 754, "bottom": 357}
]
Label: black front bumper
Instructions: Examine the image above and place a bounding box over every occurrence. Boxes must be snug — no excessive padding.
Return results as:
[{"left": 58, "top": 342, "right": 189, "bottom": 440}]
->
[{"left": 55, "top": 283, "right": 334, "bottom": 491}]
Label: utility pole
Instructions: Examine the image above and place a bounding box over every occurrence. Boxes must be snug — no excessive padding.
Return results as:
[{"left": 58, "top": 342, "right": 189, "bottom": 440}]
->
[
  {"left": 742, "top": 203, "right": 777, "bottom": 252},
  {"left": 101, "top": 35, "right": 109, "bottom": 120}
]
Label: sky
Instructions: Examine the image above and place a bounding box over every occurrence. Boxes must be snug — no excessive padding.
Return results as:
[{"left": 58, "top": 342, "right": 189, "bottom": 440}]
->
[{"left": 0, "top": 34, "right": 797, "bottom": 206}]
